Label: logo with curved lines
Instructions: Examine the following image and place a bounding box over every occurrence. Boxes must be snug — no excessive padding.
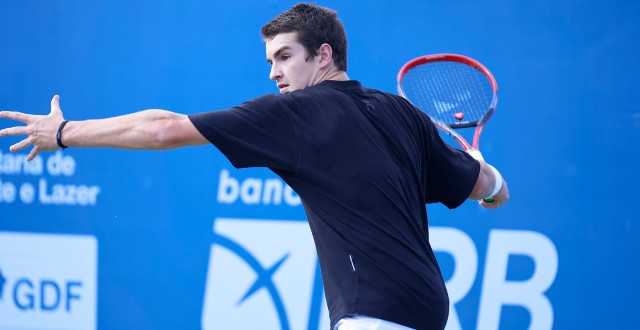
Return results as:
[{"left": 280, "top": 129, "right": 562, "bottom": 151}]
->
[
  {"left": 0, "top": 267, "right": 6, "bottom": 300},
  {"left": 201, "top": 218, "right": 329, "bottom": 330}
]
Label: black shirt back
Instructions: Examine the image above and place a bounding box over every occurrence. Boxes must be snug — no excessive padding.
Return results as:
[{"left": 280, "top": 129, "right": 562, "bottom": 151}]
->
[{"left": 189, "top": 80, "right": 479, "bottom": 330}]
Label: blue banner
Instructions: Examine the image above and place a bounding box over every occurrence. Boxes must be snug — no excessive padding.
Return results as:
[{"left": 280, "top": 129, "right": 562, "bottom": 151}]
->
[{"left": 1, "top": 0, "right": 638, "bottom": 329}]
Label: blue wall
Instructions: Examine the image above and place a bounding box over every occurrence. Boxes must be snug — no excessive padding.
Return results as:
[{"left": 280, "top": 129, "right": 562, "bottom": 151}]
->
[{"left": 1, "top": 0, "right": 638, "bottom": 329}]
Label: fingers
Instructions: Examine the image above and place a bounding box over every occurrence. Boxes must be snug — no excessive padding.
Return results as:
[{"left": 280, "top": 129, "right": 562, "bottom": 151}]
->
[
  {"left": 10, "top": 137, "right": 33, "bottom": 152},
  {"left": 50, "top": 95, "right": 61, "bottom": 115},
  {"left": 479, "top": 200, "right": 498, "bottom": 209},
  {"left": 479, "top": 198, "right": 506, "bottom": 209},
  {"left": 1, "top": 95, "right": 62, "bottom": 162},
  {"left": 0, "top": 95, "right": 60, "bottom": 122},
  {"left": 26, "top": 147, "right": 40, "bottom": 162},
  {"left": 0, "top": 110, "right": 33, "bottom": 124},
  {"left": 0, "top": 125, "right": 30, "bottom": 137}
]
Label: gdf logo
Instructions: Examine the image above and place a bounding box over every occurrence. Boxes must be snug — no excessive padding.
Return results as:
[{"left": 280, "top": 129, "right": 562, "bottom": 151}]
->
[
  {"left": 0, "top": 232, "right": 98, "bottom": 330},
  {"left": 8, "top": 273, "right": 83, "bottom": 312}
]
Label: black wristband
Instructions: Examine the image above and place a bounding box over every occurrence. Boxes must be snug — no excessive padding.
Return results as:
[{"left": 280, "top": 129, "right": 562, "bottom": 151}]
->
[{"left": 56, "top": 120, "right": 70, "bottom": 149}]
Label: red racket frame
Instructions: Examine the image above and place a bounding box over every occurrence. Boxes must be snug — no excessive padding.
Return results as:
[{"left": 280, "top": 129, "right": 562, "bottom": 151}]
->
[{"left": 397, "top": 53, "right": 498, "bottom": 151}]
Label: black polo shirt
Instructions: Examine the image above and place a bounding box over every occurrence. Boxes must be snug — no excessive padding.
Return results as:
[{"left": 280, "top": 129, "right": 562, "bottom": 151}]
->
[{"left": 189, "top": 80, "right": 479, "bottom": 330}]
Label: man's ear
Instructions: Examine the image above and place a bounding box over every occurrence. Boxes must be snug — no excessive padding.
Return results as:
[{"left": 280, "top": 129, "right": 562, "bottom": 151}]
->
[{"left": 318, "top": 43, "right": 333, "bottom": 68}]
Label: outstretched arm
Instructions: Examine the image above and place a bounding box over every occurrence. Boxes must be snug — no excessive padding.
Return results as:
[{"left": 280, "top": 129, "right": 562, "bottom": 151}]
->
[{"left": 0, "top": 95, "right": 208, "bottom": 161}]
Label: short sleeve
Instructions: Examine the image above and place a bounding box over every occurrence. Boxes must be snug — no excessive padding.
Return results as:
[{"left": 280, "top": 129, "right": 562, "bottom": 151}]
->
[
  {"left": 423, "top": 118, "right": 480, "bottom": 209},
  {"left": 188, "top": 94, "right": 299, "bottom": 172}
]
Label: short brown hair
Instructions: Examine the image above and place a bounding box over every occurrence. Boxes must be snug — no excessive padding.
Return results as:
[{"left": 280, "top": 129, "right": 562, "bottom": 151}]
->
[{"left": 261, "top": 3, "right": 348, "bottom": 71}]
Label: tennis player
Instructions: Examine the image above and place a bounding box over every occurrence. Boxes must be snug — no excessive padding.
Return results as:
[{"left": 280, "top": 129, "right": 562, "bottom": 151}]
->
[{"left": 0, "top": 3, "right": 509, "bottom": 330}]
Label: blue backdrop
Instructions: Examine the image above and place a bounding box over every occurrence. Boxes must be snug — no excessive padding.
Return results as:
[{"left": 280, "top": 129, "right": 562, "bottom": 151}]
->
[{"left": 1, "top": 0, "right": 638, "bottom": 329}]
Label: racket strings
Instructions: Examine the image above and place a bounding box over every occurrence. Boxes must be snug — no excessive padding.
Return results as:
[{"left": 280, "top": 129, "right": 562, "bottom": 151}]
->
[{"left": 401, "top": 61, "right": 493, "bottom": 126}]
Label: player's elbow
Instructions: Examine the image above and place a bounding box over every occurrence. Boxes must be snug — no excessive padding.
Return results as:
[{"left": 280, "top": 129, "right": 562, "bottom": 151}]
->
[
  {"left": 150, "top": 129, "right": 178, "bottom": 150},
  {"left": 150, "top": 113, "right": 203, "bottom": 149}
]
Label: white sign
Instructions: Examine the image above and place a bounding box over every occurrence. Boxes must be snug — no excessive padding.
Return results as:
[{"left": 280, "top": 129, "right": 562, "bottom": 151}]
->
[{"left": 0, "top": 231, "right": 98, "bottom": 330}]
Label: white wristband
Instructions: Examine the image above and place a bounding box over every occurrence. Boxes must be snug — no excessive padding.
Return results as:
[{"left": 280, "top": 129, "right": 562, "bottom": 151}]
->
[
  {"left": 487, "top": 164, "right": 503, "bottom": 198},
  {"left": 467, "top": 149, "right": 484, "bottom": 161}
]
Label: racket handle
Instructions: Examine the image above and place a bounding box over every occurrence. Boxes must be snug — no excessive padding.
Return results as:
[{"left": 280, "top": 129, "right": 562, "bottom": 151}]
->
[{"left": 483, "top": 198, "right": 495, "bottom": 204}]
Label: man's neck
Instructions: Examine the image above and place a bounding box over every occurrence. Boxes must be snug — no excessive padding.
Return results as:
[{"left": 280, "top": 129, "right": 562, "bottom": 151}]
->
[
  {"left": 313, "top": 65, "right": 349, "bottom": 85},
  {"left": 325, "top": 71, "right": 349, "bottom": 82}
]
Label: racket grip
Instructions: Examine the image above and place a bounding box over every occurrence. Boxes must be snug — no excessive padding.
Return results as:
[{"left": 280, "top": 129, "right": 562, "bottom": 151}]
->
[{"left": 483, "top": 198, "right": 495, "bottom": 204}]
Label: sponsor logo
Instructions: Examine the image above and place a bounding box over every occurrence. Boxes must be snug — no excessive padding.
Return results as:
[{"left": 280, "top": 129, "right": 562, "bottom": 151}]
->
[
  {"left": 0, "top": 267, "right": 6, "bottom": 300},
  {"left": 200, "top": 222, "right": 558, "bottom": 330},
  {"left": 0, "top": 232, "right": 98, "bottom": 330},
  {"left": 433, "top": 228, "right": 558, "bottom": 330},
  {"left": 201, "top": 218, "right": 330, "bottom": 330},
  {"left": 217, "top": 169, "right": 301, "bottom": 207}
]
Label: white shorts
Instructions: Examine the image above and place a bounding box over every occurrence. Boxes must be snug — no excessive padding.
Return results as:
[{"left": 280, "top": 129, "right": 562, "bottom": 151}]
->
[{"left": 334, "top": 315, "right": 415, "bottom": 330}]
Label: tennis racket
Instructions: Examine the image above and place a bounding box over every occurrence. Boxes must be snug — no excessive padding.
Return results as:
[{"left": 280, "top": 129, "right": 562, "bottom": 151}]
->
[{"left": 397, "top": 53, "right": 499, "bottom": 203}]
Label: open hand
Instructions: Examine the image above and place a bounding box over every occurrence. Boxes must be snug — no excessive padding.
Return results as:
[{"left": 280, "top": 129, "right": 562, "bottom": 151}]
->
[{"left": 0, "top": 95, "right": 66, "bottom": 161}]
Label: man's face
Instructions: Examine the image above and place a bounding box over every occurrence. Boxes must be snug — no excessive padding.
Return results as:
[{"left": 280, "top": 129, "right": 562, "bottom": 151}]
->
[{"left": 266, "top": 32, "right": 321, "bottom": 93}]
